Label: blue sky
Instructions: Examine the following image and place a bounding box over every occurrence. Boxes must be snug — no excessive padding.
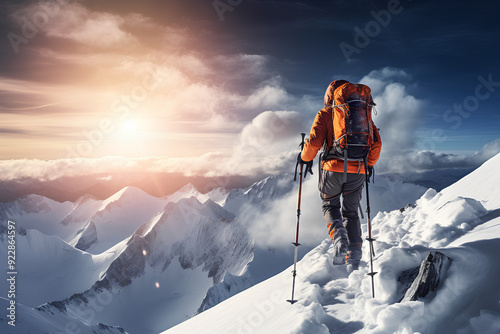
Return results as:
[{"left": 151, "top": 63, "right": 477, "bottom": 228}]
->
[{"left": 0, "top": 0, "right": 499, "bottom": 180}]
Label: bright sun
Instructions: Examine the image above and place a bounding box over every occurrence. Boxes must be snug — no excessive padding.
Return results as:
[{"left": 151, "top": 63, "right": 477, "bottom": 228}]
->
[{"left": 122, "top": 119, "right": 136, "bottom": 132}]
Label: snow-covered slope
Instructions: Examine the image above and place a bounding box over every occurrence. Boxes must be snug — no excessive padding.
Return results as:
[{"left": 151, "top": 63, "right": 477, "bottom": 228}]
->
[
  {"left": 0, "top": 186, "right": 254, "bottom": 334},
  {"left": 164, "top": 183, "right": 229, "bottom": 206},
  {"left": 164, "top": 153, "right": 500, "bottom": 334},
  {"left": 164, "top": 183, "right": 204, "bottom": 203},
  {"left": 0, "top": 185, "right": 227, "bottom": 254},
  {"left": 0, "top": 195, "right": 77, "bottom": 240},
  {"left": 73, "top": 186, "right": 167, "bottom": 253},
  {"left": 38, "top": 197, "right": 253, "bottom": 334},
  {"left": 441, "top": 153, "right": 500, "bottom": 210},
  {"left": 0, "top": 297, "right": 128, "bottom": 334},
  {"left": 0, "top": 227, "right": 119, "bottom": 307},
  {"left": 223, "top": 174, "right": 294, "bottom": 215}
]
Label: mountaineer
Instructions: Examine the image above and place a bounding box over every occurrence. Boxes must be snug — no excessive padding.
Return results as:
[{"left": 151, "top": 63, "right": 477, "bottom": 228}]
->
[{"left": 299, "top": 80, "right": 382, "bottom": 273}]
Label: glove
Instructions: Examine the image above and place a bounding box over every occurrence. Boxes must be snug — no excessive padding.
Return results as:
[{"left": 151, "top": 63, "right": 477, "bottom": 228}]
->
[
  {"left": 366, "top": 165, "right": 374, "bottom": 182},
  {"left": 297, "top": 153, "right": 313, "bottom": 178}
]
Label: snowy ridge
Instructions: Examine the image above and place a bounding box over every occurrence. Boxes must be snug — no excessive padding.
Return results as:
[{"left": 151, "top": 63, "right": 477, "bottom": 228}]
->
[
  {"left": 60, "top": 193, "right": 102, "bottom": 227},
  {"left": 0, "top": 225, "right": 128, "bottom": 333},
  {"left": 164, "top": 154, "right": 500, "bottom": 334},
  {"left": 196, "top": 272, "right": 253, "bottom": 314},
  {"left": 164, "top": 183, "right": 203, "bottom": 203},
  {"left": 0, "top": 227, "right": 112, "bottom": 307},
  {"left": 223, "top": 174, "right": 294, "bottom": 215},
  {"left": 206, "top": 187, "right": 229, "bottom": 206},
  {"left": 0, "top": 297, "right": 127, "bottom": 334},
  {"left": 38, "top": 197, "right": 253, "bottom": 334},
  {"left": 441, "top": 152, "right": 500, "bottom": 209},
  {"left": 373, "top": 189, "right": 488, "bottom": 249},
  {"left": 164, "top": 183, "right": 229, "bottom": 206},
  {"left": 0, "top": 185, "right": 229, "bottom": 253},
  {"left": 0, "top": 185, "right": 255, "bottom": 334},
  {"left": 78, "top": 186, "right": 167, "bottom": 253},
  {"left": 0, "top": 194, "right": 77, "bottom": 240}
]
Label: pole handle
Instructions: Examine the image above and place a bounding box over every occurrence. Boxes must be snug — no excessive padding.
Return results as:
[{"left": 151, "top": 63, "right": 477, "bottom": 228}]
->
[
  {"left": 299, "top": 132, "right": 306, "bottom": 150},
  {"left": 294, "top": 133, "right": 307, "bottom": 182}
]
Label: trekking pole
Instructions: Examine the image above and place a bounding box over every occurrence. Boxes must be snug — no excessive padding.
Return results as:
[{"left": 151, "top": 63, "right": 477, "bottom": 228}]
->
[
  {"left": 364, "top": 160, "right": 377, "bottom": 298},
  {"left": 287, "top": 133, "right": 306, "bottom": 304}
]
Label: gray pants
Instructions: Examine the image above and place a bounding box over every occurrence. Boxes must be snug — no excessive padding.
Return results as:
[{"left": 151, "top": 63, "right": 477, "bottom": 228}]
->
[{"left": 320, "top": 170, "right": 364, "bottom": 261}]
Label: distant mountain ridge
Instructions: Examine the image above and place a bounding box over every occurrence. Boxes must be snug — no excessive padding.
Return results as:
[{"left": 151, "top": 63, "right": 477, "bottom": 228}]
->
[
  {"left": 0, "top": 178, "right": 267, "bottom": 333},
  {"left": 0, "top": 172, "right": 261, "bottom": 203}
]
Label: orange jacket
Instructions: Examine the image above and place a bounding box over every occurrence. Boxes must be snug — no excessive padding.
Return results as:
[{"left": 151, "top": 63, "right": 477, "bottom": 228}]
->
[{"left": 301, "top": 107, "right": 381, "bottom": 174}]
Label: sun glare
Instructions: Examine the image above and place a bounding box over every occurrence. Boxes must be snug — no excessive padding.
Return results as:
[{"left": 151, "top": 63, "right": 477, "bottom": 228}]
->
[{"left": 122, "top": 119, "right": 136, "bottom": 132}]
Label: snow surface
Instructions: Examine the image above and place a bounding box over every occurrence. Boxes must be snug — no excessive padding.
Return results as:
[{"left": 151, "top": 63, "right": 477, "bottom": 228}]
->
[
  {"left": 0, "top": 228, "right": 117, "bottom": 307},
  {"left": 1, "top": 196, "right": 253, "bottom": 334},
  {"left": 0, "top": 195, "right": 78, "bottom": 240},
  {"left": 58, "top": 197, "right": 252, "bottom": 334},
  {"left": 0, "top": 186, "right": 254, "bottom": 334},
  {"left": 164, "top": 153, "right": 500, "bottom": 334},
  {"left": 441, "top": 153, "right": 500, "bottom": 210},
  {"left": 0, "top": 185, "right": 228, "bottom": 253},
  {"left": 164, "top": 183, "right": 229, "bottom": 206},
  {"left": 79, "top": 186, "right": 168, "bottom": 253},
  {"left": 0, "top": 297, "right": 127, "bottom": 334}
]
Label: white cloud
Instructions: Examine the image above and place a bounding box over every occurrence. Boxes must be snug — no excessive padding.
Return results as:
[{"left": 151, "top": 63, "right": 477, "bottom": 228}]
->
[
  {"left": 234, "top": 111, "right": 305, "bottom": 155},
  {"left": 474, "top": 139, "right": 500, "bottom": 162},
  {"left": 243, "top": 176, "right": 325, "bottom": 249},
  {"left": 0, "top": 156, "right": 141, "bottom": 182},
  {"left": 360, "top": 67, "right": 409, "bottom": 95},
  {"left": 372, "top": 140, "right": 500, "bottom": 174},
  {"left": 243, "top": 85, "right": 289, "bottom": 111},
  {"left": 373, "top": 82, "right": 425, "bottom": 152},
  {"left": 360, "top": 68, "right": 425, "bottom": 154},
  {"left": 17, "top": 1, "right": 137, "bottom": 48},
  {"left": 5, "top": 1, "right": 323, "bottom": 162},
  {"left": 402, "top": 139, "right": 500, "bottom": 171}
]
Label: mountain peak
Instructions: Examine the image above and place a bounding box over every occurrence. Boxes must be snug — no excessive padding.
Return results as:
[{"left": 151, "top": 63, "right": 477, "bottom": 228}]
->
[
  {"left": 74, "top": 193, "right": 100, "bottom": 206},
  {"left": 110, "top": 185, "right": 152, "bottom": 200},
  {"left": 165, "top": 183, "right": 202, "bottom": 203},
  {"left": 100, "top": 186, "right": 156, "bottom": 209}
]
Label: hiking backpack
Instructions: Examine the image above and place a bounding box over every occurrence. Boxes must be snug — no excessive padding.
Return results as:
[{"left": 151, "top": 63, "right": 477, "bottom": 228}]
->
[{"left": 323, "top": 82, "right": 376, "bottom": 179}]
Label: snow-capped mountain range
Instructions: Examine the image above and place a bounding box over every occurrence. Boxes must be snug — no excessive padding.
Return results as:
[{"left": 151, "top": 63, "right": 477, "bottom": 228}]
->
[
  {"left": 0, "top": 182, "right": 256, "bottom": 333},
  {"left": 2, "top": 155, "right": 499, "bottom": 333}
]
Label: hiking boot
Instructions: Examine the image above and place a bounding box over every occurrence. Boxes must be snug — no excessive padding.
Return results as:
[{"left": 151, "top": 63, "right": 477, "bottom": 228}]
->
[
  {"left": 332, "top": 228, "right": 348, "bottom": 265},
  {"left": 345, "top": 247, "right": 362, "bottom": 273}
]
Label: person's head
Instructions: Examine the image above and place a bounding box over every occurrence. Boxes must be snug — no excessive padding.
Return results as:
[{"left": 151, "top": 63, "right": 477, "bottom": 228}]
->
[{"left": 324, "top": 80, "right": 349, "bottom": 107}]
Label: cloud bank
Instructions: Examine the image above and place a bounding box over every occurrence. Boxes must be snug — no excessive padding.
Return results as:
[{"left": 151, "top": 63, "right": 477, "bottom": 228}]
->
[{"left": 1, "top": 64, "right": 499, "bottom": 184}]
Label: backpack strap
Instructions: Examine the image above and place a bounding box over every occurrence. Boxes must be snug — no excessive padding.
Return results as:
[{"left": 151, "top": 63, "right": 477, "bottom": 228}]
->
[{"left": 343, "top": 149, "right": 348, "bottom": 183}]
